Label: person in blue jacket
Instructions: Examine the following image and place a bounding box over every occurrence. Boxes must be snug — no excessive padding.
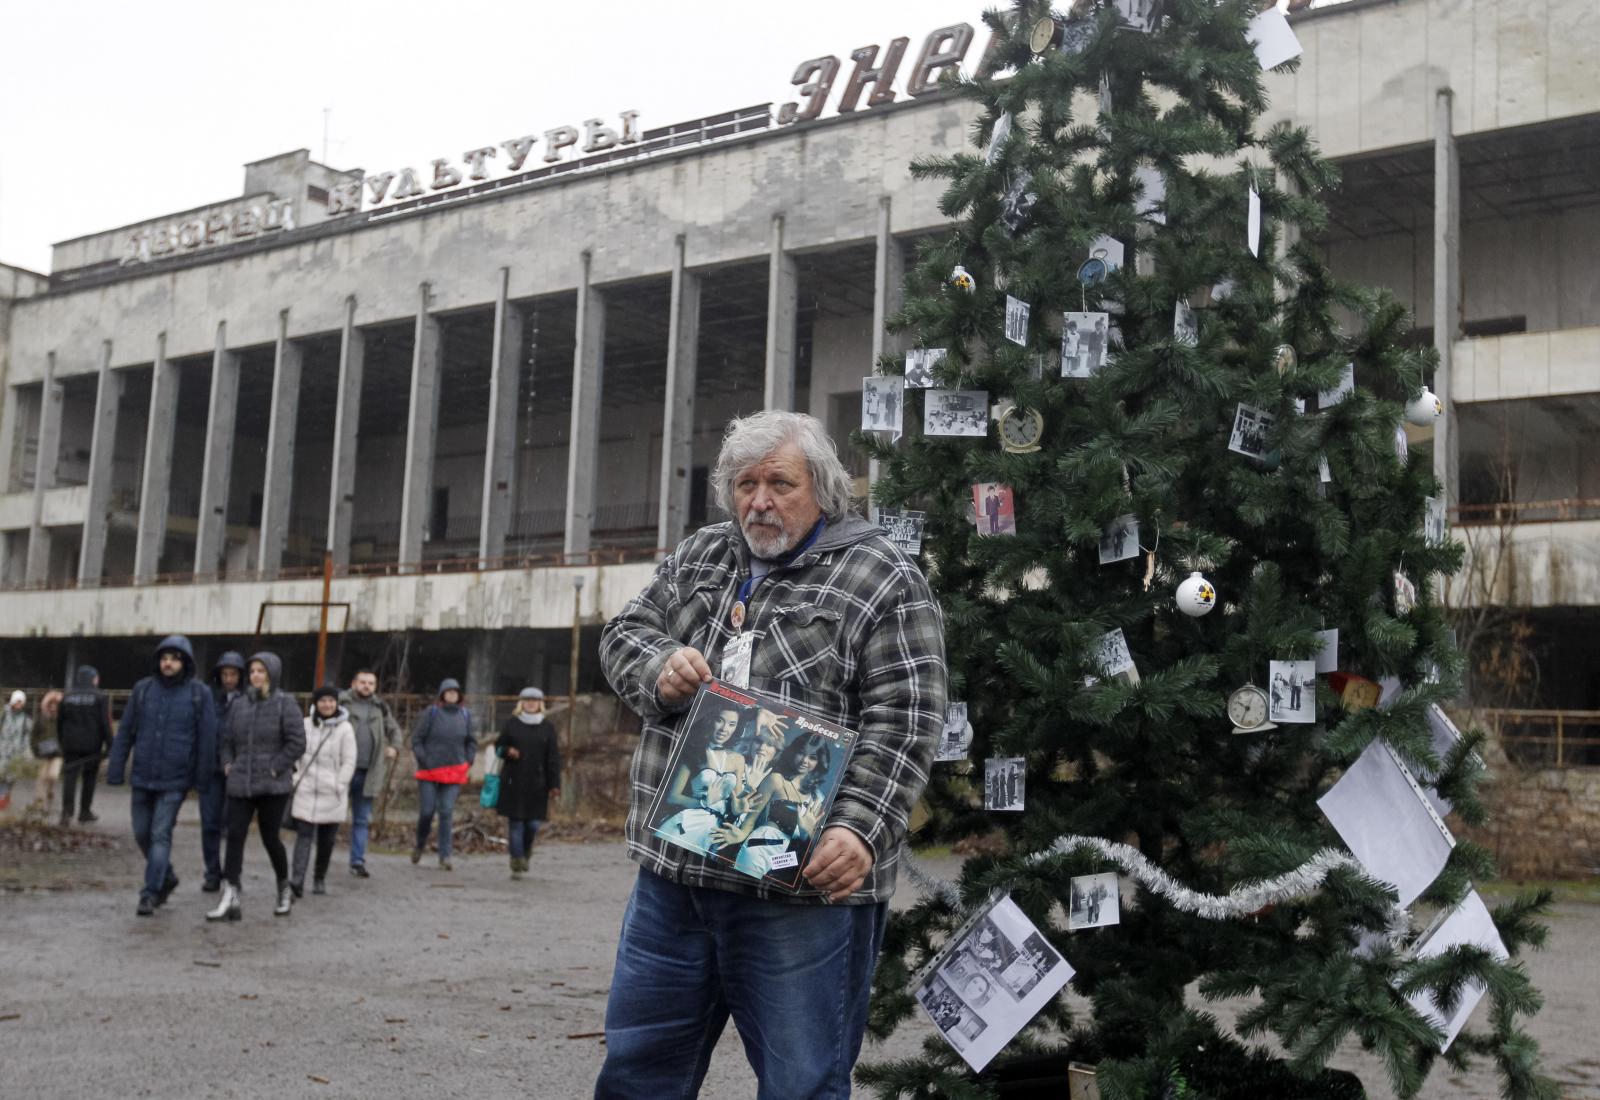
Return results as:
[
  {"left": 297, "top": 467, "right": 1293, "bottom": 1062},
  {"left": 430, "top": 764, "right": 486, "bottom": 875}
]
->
[{"left": 106, "top": 634, "right": 218, "bottom": 917}]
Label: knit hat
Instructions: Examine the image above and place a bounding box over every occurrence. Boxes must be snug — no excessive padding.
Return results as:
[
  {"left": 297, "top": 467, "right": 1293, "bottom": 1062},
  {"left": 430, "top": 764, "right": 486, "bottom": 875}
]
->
[
  {"left": 8, "top": 690, "right": 24, "bottom": 707},
  {"left": 311, "top": 684, "right": 340, "bottom": 706},
  {"left": 519, "top": 686, "right": 545, "bottom": 701}
]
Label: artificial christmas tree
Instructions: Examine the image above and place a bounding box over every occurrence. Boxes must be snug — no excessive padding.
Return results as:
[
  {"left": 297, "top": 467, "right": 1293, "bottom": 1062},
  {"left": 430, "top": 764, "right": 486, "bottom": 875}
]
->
[{"left": 856, "top": 2, "right": 1555, "bottom": 1098}]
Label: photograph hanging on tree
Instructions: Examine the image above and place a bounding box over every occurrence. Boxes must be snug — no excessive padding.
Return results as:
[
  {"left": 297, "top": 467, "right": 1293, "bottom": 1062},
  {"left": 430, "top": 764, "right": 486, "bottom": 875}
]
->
[
  {"left": 1424, "top": 496, "right": 1447, "bottom": 547},
  {"left": 1394, "top": 570, "right": 1418, "bottom": 615},
  {"left": 1068, "top": 872, "right": 1121, "bottom": 931},
  {"left": 1061, "top": 311, "right": 1110, "bottom": 377},
  {"left": 1172, "top": 299, "right": 1198, "bottom": 346},
  {"left": 1227, "top": 402, "right": 1276, "bottom": 459},
  {"left": 1085, "top": 628, "right": 1138, "bottom": 685},
  {"left": 912, "top": 893, "right": 1075, "bottom": 1072},
  {"left": 924, "top": 389, "right": 989, "bottom": 437},
  {"left": 903, "top": 348, "right": 945, "bottom": 389},
  {"left": 935, "top": 701, "right": 972, "bottom": 762},
  {"left": 877, "top": 508, "right": 926, "bottom": 556},
  {"left": 1098, "top": 513, "right": 1140, "bottom": 564},
  {"left": 1004, "top": 295, "right": 1031, "bottom": 346},
  {"left": 1112, "top": 0, "right": 1162, "bottom": 33},
  {"left": 971, "top": 483, "right": 1017, "bottom": 537},
  {"left": 984, "top": 757, "right": 1025, "bottom": 811},
  {"left": 985, "top": 111, "right": 1012, "bottom": 166},
  {"left": 861, "top": 376, "right": 903, "bottom": 434},
  {"left": 999, "top": 171, "right": 1037, "bottom": 235},
  {"left": 1267, "top": 659, "right": 1316, "bottom": 724},
  {"left": 642, "top": 680, "right": 857, "bottom": 892}
]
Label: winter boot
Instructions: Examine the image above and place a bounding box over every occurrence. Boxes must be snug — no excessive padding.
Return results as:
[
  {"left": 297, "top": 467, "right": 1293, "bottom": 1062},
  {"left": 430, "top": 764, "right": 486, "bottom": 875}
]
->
[
  {"left": 156, "top": 872, "right": 180, "bottom": 907},
  {"left": 510, "top": 858, "right": 522, "bottom": 879},
  {"left": 289, "top": 879, "right": 305, "bottom": 899},
  {"left": 136, "top": 894, "right": 156, "bottom": 916},
  {"left": 202, "top": 875, "right": 222, "bottom": 893},
  {"left": 439, "top": 857, "right": 453, "bottom": 871},
  {"left": 312, "top": 877, "right": 326, "bottom": 896},
  {"left": 274, "top": 879, "right": 293, "bottom": 916},
  {"left": 410, "top": 848, "right": 423, "bottom": 864},
  {"left": 206, "top": 884, "right": 241, "bottom": 922}
]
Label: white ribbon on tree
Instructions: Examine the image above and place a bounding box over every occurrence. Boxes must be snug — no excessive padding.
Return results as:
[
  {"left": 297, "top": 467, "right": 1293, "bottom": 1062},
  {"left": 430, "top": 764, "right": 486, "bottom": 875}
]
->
[{"left": 904, "top": 835, "right": 1408, "bottom": 940}]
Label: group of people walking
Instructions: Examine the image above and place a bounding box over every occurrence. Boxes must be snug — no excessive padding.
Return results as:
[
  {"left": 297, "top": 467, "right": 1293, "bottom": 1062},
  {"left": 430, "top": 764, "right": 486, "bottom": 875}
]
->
[{"left": 3, "top": 635, "right": 562, "bottom": 918}]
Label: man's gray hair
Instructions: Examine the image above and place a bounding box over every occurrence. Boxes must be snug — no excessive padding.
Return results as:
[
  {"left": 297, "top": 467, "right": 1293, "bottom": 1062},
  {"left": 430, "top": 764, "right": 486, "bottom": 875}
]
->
[{"left": 711, "top": 411, "right": 855, "bottom": 521}]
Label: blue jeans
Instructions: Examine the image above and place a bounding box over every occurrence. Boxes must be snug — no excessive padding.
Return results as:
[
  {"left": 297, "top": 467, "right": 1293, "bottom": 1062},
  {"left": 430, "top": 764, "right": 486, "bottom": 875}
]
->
[
  {"left": 594, "top": 868, "right": 888, "bottom": 1100},
  {"left": 129, "top": 788, "right": 186, "bottom": 901},
  {"left": 349, "top": 769, "right": 372, "bottom": 867},
  {"left": 415, "top": 781, "right": 461, "bottom": 860},
  {"left": 198, "top": 775, "right": 227, "bottom": 880},
  {"left": 507, "top": 818, "right": 542, "bottom": 860}
]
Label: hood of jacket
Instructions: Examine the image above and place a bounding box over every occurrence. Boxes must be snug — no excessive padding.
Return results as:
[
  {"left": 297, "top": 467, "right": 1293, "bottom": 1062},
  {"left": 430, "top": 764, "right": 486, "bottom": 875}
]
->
[
  {"left": 248, "top": 651, "right": 284, "bottom": 696},
  {"left": 211, "top": 651, "right": 246, "bottom": 684},
  {"left": 311, "top": 704, "right": 351, "bottom": 727},
  {"left": 152, "top": 635, "right": 196, "bottom": 681},
  {"left": 74, "top": 665, "right": 99, "bottom": 689},
  {"left": 437, "top": 678, "right": 462, "bottom": 702}
]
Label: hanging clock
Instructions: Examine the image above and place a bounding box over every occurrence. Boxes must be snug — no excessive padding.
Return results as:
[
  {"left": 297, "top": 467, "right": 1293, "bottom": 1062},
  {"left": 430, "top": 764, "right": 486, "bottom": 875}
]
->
[
  {"left": 1227, "top": 684, "right": 1277, "bottom": 735},
  {"left": 997, "top": 405, "right": 1045, "bottom": 453},
  {"left": 1030, "top": 15, "right": 1064, "bottom": 55}
]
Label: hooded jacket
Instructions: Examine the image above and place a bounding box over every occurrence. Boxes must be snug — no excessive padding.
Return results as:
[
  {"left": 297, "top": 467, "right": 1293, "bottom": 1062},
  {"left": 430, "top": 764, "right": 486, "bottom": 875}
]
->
[
  {"left": 106, "top": 637, "right": 219, "bottom": 793},
  {"left": 220, "top": 652, "right": 306, "bottom": 798},
  {"left": 291, "top": 705, "right": 358, "bottom": 824},
  {"left": 210, "top": 651, "right": 247, "bottom": 719},
  {"left": 58, "top": 665, "right": 114, "bottom": 758},
  {"left": 410, "top": 679, "right": 477, "bottom": 777}
]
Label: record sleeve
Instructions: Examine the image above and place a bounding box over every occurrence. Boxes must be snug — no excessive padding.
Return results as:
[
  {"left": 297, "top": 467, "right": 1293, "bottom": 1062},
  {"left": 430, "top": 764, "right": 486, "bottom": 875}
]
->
[{"left": 642, "top": 680, "right": 859, "bottom": 892}]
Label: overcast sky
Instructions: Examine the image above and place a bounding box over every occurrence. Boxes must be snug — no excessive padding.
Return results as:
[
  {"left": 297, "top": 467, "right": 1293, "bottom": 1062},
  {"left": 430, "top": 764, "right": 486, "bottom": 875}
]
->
[{"left": 0, "top": 0, "right": 995, "bottom": 274}]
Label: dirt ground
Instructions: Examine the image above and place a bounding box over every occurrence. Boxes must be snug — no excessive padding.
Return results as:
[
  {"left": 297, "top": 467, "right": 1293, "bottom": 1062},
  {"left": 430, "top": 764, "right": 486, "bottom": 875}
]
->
[{"left": 3, "top": 785, "right": 1597, "bottom": 1100}]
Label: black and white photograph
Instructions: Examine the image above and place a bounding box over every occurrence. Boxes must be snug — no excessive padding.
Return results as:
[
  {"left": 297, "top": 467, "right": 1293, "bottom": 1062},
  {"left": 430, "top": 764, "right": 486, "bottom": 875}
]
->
[
  {"left": 1318, "top": 452, "right": 1332, "bottom": 484},
  {"left": 1000, "top": 170, "right": 1038, "bottom": 235},
  {"left": 935, "top": 701, "right": 973, "bottom": 762},
  {"left": 925, "top": 388, "right": 990, "bottom": 437},
  {"left": 861, "top": 375, "right": 904, "bottom": 434},
  {"left": 1077, "top": 235, "right": 1125, "bottom": 285},
  {"left": 643, "top": 681, "right": 858, "bottom": 891},
  {"left": 913, "top": 894, "right": 1076, "bottom": 1072},
  {"left": 1004, "top": 294, "right": 1031, "bottom": 346},
  {"left": 1113, "top": 0, "right": 1162, "bottom": 33},
  {"left": 985, "top": 110, "right": 1013, "bottom": 166},
  {"left": 877, "top": 508, "right": 926, "bottom": 556},
  {"left": 985, "top": 757, "right": 1025, "bottom": 811},
  {"left": 1098, "top": 513, "right": 1140, "bottom": 564},
  {"left": 1068, "top": 872, "right": 1121, "bottom": 931},
  {"left": 1424, "top": 496, "right": 1447, "bottom": 547},
  {"left": 1227, "top": 402, "right": 1276, "bottom": 460},
  {"left": 903, "top": 347, "right": 946, "bottom": 389},
  {"left": 1268, "top": 659, "right": 1316, "bottom": 724},
  {"left": 1318, "top": 362, "right": 1355, "bottom": 408},
  {"left": 1061, "top": 311, "right": 1110, "bottom": 377},
  {"left": 1134, "top": 164, "right": 1166, "bottom": 224},
  {"left": 1087, "top": 628, "right": 1138, "bottom": 685},
  {"left": 1172, "top": 299, "right": 1198, "bottom": 346},
  {"left": 916, "top": 975, "right": 989, "bottom": 1052}
]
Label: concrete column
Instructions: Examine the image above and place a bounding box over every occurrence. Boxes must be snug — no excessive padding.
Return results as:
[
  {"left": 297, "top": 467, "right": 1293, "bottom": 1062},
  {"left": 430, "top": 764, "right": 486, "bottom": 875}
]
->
[
  {"left": 24, "top": 353, "right": 64, "bottom": 585},
  {"left": 564, "top": 253, "right": 606, "bottom": 559},
  {"left": 464, "top": 632, "right": 500, "bottom": 718},
  {"left": 78, "top": 340, "right": 121, "bottom": 586},
  {"left": 398, "top": 283, "right": 442, "bottom": 569},
  {"left": 0, "top": 380, "right": 20, "bottom": 494},
  {"left": 133, "top": 335, "right": 178, "bottom": 584},
  {"left": 258, "top": 310, "right": 303, "bottom": 579},
  {"left": 1432, "top": 89, "right": 1461, "bottom": 504},
  {"left": 327, "top": 297, "right": 364, "bottom": 567},
  {"left": 479, "top": 269, "right": 523, "bottom": 562},
  {"left": 195, "top": 322, "right": 240, "bottom": 578},
  {"left": 763, "top": 215, "right": 799, "bottom": 412},
  {"left": 867, "top": 197, "right": 907, "bottom": 521},
  {"left": 656, "top": 235, "right": 701, "bottom": 554}
]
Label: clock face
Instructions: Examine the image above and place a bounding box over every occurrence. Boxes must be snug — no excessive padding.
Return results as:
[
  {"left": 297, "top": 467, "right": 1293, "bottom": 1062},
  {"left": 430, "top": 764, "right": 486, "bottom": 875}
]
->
[
  {"left": 999, "top": 407, "right": 1043, "bottom": 452},
  {"left": 1228, "top": 685, "right": 1268, "bottom": 728},
  {"left": 1030, "top": 16, "right": 1061, "bottom": 54}
]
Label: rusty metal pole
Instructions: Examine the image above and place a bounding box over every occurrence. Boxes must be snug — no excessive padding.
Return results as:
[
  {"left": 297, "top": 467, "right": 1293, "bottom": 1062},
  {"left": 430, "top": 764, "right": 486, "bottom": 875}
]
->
[{"left": 314, "top": 549, "right": 334, "bottom": 685}]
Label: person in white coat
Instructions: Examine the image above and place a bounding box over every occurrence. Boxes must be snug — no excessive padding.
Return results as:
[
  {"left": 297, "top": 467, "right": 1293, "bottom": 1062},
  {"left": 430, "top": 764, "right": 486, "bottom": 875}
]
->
[{"left": 289, "top": 686, "right": 357, "bottom": 898}]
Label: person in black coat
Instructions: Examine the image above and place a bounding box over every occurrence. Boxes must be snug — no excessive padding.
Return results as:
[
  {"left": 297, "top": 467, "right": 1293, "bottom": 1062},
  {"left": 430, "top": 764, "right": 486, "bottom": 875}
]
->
[
  {"left": 496, "top": 687, "right": 561, "bottom": 878},
  {"left": 57, "top": 665, "right": 113, "bottom": 826}
]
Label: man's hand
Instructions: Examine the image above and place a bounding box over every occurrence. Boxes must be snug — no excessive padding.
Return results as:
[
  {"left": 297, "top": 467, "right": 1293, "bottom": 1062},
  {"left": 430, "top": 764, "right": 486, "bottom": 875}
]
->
[
  {"left": 384, "top": 746, "right": 398, "bottom": 760},
  {"left": 656, "top": 647, "right": 714, "bottom": 705},
  {"left": 803, "top": 826, "right": 874, "bottom": 902}
]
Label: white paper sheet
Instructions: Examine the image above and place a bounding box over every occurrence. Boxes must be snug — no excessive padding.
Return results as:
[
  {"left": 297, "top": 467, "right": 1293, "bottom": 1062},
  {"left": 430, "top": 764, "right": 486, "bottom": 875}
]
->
[
  {"left": 1402, "top": 889, "right": 1508, "bottom": 1051},
  {"left": 1313, "top": 628, "right": 1339, "bottom": 674},
  {"left": 1319, "top": 739, "right": 1455, "bottom": 908},
  {"left": 1247, "top": 185, "right": 1262, "bottom": 257},
  {"left": 1246, "top": 7, "right": 1303, "bottom": 70},
  {"left": 915, "top": 894, "right": 1076, "bottom": 1072}
]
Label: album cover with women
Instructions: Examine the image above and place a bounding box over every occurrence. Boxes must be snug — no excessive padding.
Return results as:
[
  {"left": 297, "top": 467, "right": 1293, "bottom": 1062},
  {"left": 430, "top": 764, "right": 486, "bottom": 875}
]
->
[{"left": 644, "top": 679, "right": 859, "bottom": 891}]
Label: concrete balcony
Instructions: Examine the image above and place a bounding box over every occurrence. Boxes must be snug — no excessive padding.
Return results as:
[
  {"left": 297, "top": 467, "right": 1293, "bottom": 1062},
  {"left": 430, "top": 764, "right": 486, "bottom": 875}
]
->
[
  {"left": 0, "top": 484, "right": 90, "bottom": 530},
  {"left": 1452, "top": 326, "right": 1600, "bottom": 403},
  {"left": 1445, "top": 516, "right": 1600, "bottom": 609}
]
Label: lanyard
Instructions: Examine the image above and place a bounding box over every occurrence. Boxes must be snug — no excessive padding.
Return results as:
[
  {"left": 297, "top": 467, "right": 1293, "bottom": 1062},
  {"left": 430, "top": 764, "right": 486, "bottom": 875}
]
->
[{"left": 730, "top": 518, "right": 826, "bottom": 631}]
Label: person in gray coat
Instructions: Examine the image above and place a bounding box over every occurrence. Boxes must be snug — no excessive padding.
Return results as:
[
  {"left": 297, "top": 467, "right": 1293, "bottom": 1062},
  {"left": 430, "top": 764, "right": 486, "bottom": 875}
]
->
[
  {"left": 209, "top": 652, "right": 305, "bottom": 921},
  {"left": 409, "top": 678, "right": 476, "bottom": 870},
  {"left": 339, "top": 669, "right": 403, "bottom": 878}
]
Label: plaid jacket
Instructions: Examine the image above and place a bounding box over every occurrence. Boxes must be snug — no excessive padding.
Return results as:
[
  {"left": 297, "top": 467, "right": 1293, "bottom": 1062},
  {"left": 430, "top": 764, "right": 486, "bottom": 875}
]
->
[{"left": 600, "top": 514, "right": 947, "bottom": 904}]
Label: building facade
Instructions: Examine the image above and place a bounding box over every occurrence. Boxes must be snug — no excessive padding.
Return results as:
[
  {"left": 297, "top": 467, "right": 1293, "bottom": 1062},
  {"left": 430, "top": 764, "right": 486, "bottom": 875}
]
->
[{"left": 0, "top": 0, "right": 1595, "bottom": 708}]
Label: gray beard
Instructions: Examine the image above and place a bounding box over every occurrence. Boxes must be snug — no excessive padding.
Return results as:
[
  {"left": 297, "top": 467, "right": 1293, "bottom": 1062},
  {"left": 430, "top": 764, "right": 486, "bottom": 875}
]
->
[{"left": 742, "top": 519, "right": 793, "bottom": 560}]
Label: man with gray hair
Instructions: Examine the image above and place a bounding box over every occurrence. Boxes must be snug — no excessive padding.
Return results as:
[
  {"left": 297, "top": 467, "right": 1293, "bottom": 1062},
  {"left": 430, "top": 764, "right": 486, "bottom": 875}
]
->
[{"left": 595, "top": 410, "right": 947, "bottom": 1099}]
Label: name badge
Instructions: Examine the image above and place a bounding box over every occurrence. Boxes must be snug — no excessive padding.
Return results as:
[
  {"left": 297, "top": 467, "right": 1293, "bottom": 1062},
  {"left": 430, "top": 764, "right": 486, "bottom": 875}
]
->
[{"left": 721, "top": 631, "right": 755, "bottom": 689}]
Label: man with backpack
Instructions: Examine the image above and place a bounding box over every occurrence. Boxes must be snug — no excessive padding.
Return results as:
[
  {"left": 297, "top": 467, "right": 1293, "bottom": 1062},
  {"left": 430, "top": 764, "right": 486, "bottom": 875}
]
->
[{"left": 106, "top": 635, "right": 218, "bottom": 917}]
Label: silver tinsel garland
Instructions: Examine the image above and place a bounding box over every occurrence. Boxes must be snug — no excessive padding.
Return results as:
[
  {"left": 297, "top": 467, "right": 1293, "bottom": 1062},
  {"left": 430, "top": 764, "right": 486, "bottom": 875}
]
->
[{"left": 904, "top": 835, "right": 1409, "bottom": 940}]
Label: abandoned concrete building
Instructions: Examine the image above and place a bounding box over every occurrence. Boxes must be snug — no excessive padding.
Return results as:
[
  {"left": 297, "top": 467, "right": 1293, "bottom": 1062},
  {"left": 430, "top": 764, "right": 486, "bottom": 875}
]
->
[{"left": 0, "top": 0, "right": 1595, "bottom": 735}]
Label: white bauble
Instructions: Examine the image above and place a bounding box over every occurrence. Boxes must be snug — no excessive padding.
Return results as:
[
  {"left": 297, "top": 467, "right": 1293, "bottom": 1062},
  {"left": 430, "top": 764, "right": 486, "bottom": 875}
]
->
[
  {"left": 1405, "top": 386, "right": 1442, "bottom": 425},
  {"left": 1175, "top": 571, "right": 1217, "bottom": 617}
]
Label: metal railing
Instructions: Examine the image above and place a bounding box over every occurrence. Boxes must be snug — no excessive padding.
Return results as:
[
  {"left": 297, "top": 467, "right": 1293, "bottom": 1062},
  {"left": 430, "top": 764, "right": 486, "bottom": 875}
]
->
[
  {"left": 1450, "top": 498, "right": 1600, "bottom": 526},
  {"left": 1476, "top": 708, "right": 1600, "bottom": 768}
]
